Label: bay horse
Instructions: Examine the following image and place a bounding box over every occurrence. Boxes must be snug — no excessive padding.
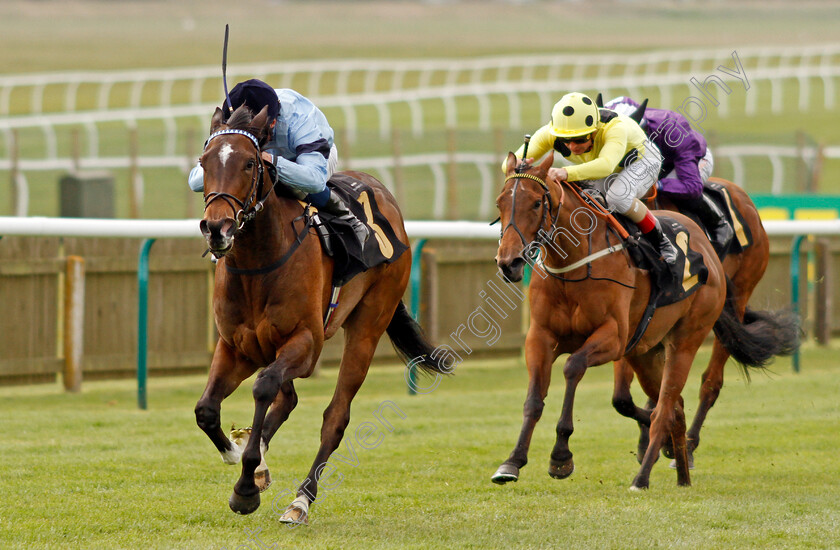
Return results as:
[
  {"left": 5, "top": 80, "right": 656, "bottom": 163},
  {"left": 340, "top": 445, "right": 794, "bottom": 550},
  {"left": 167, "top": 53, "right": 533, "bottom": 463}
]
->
[
  {"left": 194, "top": 105, "right": 447, "bottom": 524},
  {"left": 491, "top": 152, "right": 795, "bottom": 489},
  {"left": 614, "top": 177, "right": 793, "bottom": 467}
]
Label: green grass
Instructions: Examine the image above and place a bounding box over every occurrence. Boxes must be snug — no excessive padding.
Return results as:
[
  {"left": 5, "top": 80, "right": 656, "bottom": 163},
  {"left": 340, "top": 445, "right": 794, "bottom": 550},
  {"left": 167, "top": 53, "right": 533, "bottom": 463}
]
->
[{"left": 1, "top": 346, "right": 838, "bottom": 549}]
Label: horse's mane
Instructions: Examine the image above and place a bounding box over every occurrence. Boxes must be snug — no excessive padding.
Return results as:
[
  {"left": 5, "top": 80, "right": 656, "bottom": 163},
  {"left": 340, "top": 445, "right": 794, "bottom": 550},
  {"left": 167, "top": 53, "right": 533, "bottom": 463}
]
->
[{"left": 225, "top": 107, "right": 268, "bottom": 144}]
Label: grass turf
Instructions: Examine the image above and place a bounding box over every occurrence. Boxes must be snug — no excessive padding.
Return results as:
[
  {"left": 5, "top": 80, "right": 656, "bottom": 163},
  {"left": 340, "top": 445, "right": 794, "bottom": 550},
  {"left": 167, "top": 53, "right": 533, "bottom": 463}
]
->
[{"left": 0, "top": 345, "right": 837, "bottom": 549}]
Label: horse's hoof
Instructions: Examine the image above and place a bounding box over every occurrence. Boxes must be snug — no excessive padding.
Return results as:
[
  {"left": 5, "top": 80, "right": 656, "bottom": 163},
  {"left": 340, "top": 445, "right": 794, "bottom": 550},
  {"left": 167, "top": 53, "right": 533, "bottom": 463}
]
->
[
  {"left": 229, "top": 489, "right": 260, "bottom": 515},
  {"left": 668, "top": 455, "right": 695, "bottom": 470},
  {"left": 628, "top": 484, "right": 648, "bottom": 492},
  {"left": 491, "top": 463, "right": 519, "bottom": 485},
  {"left": 255, "top": 468, "right": 272, "bottom": 492},
  {"left": 548, "top": 458, "right": 574, "bottom": 479},
  {"left": 278, "top": 496, "right": 310, "bottom": 526}
]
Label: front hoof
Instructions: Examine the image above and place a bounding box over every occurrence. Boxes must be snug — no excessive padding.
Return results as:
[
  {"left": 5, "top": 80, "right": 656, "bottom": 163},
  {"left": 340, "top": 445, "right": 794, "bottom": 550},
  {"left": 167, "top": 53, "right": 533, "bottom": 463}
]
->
[
  {"left": 278, "top": 496, "right": 310, "bottom": 526},
  {"left": 229, "top": 489, "right": 260, "bottom": 515},
  {"left": 491, "top": 463, "right": 520, "bottom": 485},
  {"left": 548, "top": 458, "right": 574, "bottom": 479},
  {"left": 628, "top": 484, "right": 648, "bottom": 492}
]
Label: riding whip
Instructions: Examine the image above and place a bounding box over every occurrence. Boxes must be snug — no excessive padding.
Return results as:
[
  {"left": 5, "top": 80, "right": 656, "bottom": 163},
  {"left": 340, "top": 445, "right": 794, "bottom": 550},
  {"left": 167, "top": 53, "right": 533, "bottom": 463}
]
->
[
  {"left": 516, "top": 134, "right": 531, "bottom": 173},
  {"left": 222, "top": 24, "right": 233, "bottom": 114}
]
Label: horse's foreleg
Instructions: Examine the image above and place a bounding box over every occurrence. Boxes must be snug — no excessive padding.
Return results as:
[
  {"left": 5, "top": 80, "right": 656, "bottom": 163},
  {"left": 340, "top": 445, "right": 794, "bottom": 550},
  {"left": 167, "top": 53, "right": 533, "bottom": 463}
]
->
[
  {"left": 549, "top": 322, "right": 622, "bottom": 480},
  {"left": 277, "top": 313, "right": 386, "bottom": 526},
  {"left": 492, "top": 327, "right": 557, "bottom": 485},
  {"left": 249, "top": 380, "right": 299, "bottom": 492},
  {"left": 229, "top": 331, "right": 317, "bottom": 515},
  {"left": 195, "top": 341, "right": 254, "bottom": 464}
]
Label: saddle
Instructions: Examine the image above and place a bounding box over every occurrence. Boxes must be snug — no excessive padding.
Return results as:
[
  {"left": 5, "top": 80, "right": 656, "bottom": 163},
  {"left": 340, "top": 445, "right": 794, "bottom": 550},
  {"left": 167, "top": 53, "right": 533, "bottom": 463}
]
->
[
  {"left": 307, "top": 174, "right": 409, "bottom": 287},
  {"left": 612, "top": 213, "right": 710, "bottom": 353}
]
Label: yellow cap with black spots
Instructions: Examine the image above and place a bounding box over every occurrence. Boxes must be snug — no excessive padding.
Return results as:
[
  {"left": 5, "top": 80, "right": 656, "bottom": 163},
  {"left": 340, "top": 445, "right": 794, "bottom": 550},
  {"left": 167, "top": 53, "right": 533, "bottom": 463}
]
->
[{"left": 549, "top": 92, "right": 599, "bottom": 138}]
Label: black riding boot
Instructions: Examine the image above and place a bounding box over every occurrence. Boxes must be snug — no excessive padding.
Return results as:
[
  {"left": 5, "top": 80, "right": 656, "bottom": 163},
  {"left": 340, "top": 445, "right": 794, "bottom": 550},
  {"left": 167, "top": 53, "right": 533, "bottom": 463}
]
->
[
  {"left": 642, "top": 219, "right": 679, "bottom": 265},
  {"left": 322, "top": 190, "right": 370, "bottom": 248},
  {"left": 682, "top": 194, "right": 734, "bottom": 256}
]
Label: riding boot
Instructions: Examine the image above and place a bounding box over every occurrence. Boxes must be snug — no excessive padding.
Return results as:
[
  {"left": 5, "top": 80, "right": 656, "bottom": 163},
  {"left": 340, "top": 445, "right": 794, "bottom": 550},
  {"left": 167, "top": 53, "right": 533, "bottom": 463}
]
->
[
  {"left": 679, "top": 195, "right": 734, "bottom": 256},
  {"left": 641, "top": 218, "right": 679, "bottom": 266},
  {"left": 624, "top": 198, "right": 678, "bottom": 267},
  {"left": 322, "top": 189, "right": 370, "bottom": 248}
]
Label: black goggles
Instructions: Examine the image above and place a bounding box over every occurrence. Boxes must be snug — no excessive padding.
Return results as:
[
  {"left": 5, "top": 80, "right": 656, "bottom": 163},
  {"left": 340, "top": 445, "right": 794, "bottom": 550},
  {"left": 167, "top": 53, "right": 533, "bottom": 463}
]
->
[{"left": 557, "top": 134, "right": 593, "bottom": 145}]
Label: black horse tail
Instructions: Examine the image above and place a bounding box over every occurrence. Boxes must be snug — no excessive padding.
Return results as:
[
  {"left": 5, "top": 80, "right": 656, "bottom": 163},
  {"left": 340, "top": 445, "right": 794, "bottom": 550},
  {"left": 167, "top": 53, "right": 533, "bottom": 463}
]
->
[
  {"left": 386, "top": 300, "right": 452, "bottom": 376},
  {"left": 713, "top": 277, "right": 801, "bottom": 380}
]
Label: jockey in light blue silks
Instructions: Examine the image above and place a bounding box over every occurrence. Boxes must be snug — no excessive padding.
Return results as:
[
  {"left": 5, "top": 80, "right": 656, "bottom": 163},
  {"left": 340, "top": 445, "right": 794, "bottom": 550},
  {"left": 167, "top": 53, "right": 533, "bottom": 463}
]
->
[{"left": 189, "top": 79, "right": 369, "bottom": 246}]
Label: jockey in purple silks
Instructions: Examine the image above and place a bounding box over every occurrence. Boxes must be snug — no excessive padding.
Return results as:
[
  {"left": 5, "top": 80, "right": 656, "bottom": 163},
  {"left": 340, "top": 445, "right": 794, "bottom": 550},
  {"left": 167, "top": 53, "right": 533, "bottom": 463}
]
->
[{"left": 604, "top": 96, "right": 733, "bottom": 255}]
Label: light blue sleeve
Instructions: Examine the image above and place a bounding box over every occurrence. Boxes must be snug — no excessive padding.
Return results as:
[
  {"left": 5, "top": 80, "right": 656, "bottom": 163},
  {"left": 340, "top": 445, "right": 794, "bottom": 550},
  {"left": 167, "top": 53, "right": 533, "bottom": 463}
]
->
[
  {"left": 188, "top": 163, "right": 204, "bottom": 192},
  {"left": 269, "top": 89, "right": 333, "bottom": 194},
  {"left": 275, "top": 153, "right": 329, "bottom": 194}
]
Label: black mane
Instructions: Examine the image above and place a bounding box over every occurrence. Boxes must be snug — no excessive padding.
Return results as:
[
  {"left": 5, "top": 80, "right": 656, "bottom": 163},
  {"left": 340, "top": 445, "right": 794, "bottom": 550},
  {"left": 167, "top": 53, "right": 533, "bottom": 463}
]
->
[{"left": 224, "top": 106, "right": 267, "bottom": 144}]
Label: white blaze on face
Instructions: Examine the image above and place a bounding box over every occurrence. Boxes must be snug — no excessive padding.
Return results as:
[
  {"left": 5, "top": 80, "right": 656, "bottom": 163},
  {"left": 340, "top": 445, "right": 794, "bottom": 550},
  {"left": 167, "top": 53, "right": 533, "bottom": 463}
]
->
[{"left": 218, "top": 143, "right": 234, "bottom": 167}]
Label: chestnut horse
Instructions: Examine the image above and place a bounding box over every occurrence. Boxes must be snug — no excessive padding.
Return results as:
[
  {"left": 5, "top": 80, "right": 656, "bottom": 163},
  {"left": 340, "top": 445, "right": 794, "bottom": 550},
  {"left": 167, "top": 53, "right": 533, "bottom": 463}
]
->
[
  {"left": 614, "top": 178, "right": 795, "bottom": 467},
  {"left": 491, "top": 152, "right": 794, "bottom": 489},
  {"left": 194, "top": 105, "right": 447, "bottom": 523}
]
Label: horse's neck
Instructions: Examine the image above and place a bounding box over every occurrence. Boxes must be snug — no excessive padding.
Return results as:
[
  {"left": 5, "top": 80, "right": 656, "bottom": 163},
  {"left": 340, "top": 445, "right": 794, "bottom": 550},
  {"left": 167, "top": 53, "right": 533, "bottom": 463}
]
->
[{"left": 227, "top": 197, "right": 298, "bottom": 266}]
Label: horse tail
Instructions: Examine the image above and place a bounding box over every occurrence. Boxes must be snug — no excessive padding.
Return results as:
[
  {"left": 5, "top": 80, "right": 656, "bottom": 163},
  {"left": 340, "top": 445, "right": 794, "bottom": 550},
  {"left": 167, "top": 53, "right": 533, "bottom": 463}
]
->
[
  {"left": 713, "top": 277, "right": 801, "bottom": 379},
  {"left": 386, "top": 301, "right": 451, "bottom": 375}
]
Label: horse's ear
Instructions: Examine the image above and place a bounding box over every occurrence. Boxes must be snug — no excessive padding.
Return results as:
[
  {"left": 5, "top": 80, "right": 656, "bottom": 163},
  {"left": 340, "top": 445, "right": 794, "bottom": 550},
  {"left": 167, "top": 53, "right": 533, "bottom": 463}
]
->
[
  {"left": 538, "top": 151, "right": 554, "bottom": 174},
  {"left": 252, "top": 105, "right": 271, "bottom": 139},
  {"left": 505, "top": 152, "right": 518, "bottom": 174},
  {"left": 210, "top": 107, "right": 225, "bottom": 133}
]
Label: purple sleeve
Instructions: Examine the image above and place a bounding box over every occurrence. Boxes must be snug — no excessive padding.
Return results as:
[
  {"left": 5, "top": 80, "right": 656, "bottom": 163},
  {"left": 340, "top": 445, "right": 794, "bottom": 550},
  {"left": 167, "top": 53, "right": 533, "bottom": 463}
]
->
[
  {"left": 659, "top": 154, "right": 704, "bottom": 200},
  {"left": 650, "top": 113, "right": 707, "bottom": 200}
]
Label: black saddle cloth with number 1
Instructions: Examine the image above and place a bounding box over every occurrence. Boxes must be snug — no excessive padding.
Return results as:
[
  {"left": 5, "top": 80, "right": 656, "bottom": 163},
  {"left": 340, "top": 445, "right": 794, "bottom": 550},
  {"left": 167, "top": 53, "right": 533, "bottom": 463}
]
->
[{"left": 314, "top": 173, "right": 409, "bottom": 287}]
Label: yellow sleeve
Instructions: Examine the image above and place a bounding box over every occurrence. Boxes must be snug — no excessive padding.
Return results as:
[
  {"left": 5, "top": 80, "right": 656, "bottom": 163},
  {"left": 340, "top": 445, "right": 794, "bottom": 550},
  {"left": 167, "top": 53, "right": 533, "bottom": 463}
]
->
[
  {"left": 564, "top": 123, "right": 629, "bottom": 181},
  {"left": 500, "top": 125, "right": 556, "bottom": 173}
]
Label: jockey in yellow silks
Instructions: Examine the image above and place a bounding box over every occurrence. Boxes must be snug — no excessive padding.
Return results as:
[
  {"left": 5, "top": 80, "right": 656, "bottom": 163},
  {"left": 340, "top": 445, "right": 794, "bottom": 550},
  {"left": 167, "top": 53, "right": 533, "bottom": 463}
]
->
[{"left": 505, "top": 92, "right": 678, "bottom": 266}]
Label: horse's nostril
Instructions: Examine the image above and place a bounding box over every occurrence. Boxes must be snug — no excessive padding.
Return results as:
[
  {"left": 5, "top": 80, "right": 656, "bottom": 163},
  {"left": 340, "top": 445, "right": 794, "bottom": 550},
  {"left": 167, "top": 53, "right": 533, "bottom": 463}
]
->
[
  {"left": 201, "top": 219, "right": 235, "bottom": 241},
  {"left": 220, "top": 219, "right": 236, "bottom": 239}
]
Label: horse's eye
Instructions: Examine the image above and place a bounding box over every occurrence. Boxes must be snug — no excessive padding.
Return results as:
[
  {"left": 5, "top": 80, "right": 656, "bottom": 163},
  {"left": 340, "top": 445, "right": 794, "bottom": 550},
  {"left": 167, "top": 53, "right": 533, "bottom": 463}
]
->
[
  {"left": 533, "top": 200, "right": 541, "bottom": 209},
  {"left": 245, "top": 159, "right": 255, "bottom": 170}
]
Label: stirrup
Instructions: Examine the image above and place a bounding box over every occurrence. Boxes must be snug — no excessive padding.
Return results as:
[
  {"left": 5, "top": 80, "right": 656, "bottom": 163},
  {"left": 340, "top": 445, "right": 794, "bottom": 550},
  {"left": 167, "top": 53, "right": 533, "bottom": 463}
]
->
[
  {"left": 658, "top": 240, "right": 678, "bottom": 265},
  {"left": 339, "top": 214, "right": 370, "bottom": 246}
]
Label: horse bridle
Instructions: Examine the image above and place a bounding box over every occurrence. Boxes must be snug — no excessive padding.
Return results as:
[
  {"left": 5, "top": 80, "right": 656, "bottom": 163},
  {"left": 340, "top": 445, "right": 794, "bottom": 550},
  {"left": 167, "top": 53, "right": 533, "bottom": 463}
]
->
[
  {"left": 202, "top": 128, "right": 274, "bottom": 231},
  {"left": 500, "top": 171, "right": 561, "bottom": 250}
]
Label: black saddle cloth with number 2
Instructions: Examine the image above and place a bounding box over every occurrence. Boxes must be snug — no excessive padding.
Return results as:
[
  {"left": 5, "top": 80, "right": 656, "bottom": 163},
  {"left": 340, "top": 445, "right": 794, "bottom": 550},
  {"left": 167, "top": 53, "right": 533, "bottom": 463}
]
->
[{"left": 314, "top": 173, "right": 409, "bottom": 287}]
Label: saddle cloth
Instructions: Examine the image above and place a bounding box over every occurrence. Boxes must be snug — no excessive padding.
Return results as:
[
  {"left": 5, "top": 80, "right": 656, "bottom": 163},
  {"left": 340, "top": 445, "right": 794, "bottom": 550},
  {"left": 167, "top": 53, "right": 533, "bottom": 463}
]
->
[
  {"left": 312, "top": 173, "right": 409, "bottom": 287},
  {"left": 615, "top": 214, "right": 710, "bottom": 353},
  {"left": 617, "top": 214, "right": 709, "bottom": 308},
  {"left": 702, "top": 180, "right": 753, "bottom": 257}
]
